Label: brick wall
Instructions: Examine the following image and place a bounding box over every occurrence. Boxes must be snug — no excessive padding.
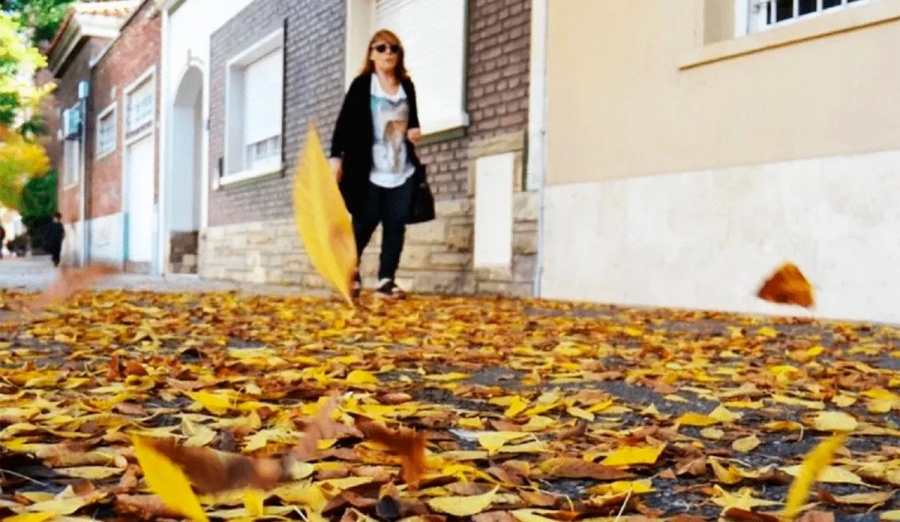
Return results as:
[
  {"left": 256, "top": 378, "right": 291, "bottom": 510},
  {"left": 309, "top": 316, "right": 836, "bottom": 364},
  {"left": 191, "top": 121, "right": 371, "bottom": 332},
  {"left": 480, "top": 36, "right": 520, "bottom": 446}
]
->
[
  {"left": 417, "top": 0, "right": 532, "bottom": 198},
  {"left": 208, "top": 0, "right": 531, "bottom": 226},
  {"left": 87, "top": 0, "right": 161, "bottom": 220},
  {"left": 207, "top": 0, "right": 345, "bottom": 227},
  {"left": 41, "top": 39, "right": 101, "bottom": 226}
]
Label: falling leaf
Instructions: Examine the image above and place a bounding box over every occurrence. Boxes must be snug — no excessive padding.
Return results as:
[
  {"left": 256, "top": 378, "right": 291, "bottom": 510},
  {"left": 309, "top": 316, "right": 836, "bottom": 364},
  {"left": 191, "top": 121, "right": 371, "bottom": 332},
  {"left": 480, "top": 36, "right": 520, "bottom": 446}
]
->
[
  {"left": 782, "top": 433, "right": 848, "bottom": 520},
  {"left": 427, "top": 485, "right": 499, "bottom": 517},
  {"left": 756, "top": 262, "right": 815, "bottom": 308},
  {"left": 131, "top": 435, "right": 210, "bottom": 522},
  {"left": 354, "top": 418, "right": 427, "bottom": 490},
  {"left": 293, "top": 122, "right": 357, "bottom": 305}
]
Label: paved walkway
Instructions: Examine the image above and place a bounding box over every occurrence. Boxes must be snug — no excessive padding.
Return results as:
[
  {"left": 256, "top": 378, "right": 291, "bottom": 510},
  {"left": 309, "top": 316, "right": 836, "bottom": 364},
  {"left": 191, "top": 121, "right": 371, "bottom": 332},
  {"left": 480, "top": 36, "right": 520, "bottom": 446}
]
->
[{"left": 0, "top": 256, "right": 323, "bottom": 296}]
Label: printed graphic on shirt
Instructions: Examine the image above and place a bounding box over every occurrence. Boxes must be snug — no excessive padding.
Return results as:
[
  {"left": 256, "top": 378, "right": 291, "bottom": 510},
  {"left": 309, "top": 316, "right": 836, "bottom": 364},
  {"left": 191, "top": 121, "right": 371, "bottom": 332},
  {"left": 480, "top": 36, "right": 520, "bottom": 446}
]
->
[{"left": 371, "top": 95, "right": 409, "bottom": 174}]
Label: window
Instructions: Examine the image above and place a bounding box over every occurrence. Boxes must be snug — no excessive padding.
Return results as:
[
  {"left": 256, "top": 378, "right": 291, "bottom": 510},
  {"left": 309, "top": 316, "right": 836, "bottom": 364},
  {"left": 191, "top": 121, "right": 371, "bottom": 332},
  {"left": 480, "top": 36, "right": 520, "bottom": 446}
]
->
[
  {"left": 224, "top": 28, "right": 284, "bottom": 183},
  {"left": 125, "top": 76, "right": 154, "bottom": 141},
  {"left": 96, "top": 103, "right": 116, "bottom": 158},
  {"left": 745, "top": 0, "right": 870, "bottom": 33},
  {"left": 373, "top": 0, "right": 468, "bottom": 135},
  {"left": 63, "top": 138, "right": 80, "bottom": 187}
]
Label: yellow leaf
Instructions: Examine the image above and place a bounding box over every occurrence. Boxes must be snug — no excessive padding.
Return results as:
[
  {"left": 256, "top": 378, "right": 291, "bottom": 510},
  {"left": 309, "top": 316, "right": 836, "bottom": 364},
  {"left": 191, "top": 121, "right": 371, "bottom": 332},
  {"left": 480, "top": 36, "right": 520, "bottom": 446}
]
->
[
  {"left": 346, "top": 370, "right": 379, "bottom": 385},
  {"left": 709, "top": 459, "right": 743, "bottom": 485},
  {"left": 476, "top": 432, "right": 531, "bottom": 454},
  {"left": 881, "top": 510, "right": 900, "bottom": 521},
  {"left": 723, "top": 400, "right": 764, "bottom": 410},
  {"left": 22, "top": 497, "right": 87, "bottom": 516},
  {"left": 511, "top": 509, "right": 568, "bottom": 522},
  {"left": 806, "top": 345, "right": 824, "bottom": 357},
  {"left": 566, "top": 406, "right": 595, "bottom": 421},
  {"left": 426, "top": 485, "right": 499, "bottom": 517},
  {"left": 782, "top": 433, "right": 849, "bottom": 520},
  {"left": 732, "top": 434, "right": 761, "bottom": 453},
  {"left": 292, "top": 123, "right": 357, "bottom": 305},
  {"left": 588, "top": 478, "right": 654, "bottom": 496},
  {"left": 709, "top": 405, "right": 740, "bottom": 423},
  {"left": 771, "top": 394, "right": 825, "bottom": 410},
  {"left": 4, "top": 514, "right": 55, "bottom": 522},
  {"left": 676, "top": 412, "right": 719, "bottom": 426},
  {"left": 499, "top": 440, "right": 547, "bottom": 453},
  {"left": 182, "top": 417, "right": 218, "bottom": 448},
  {"left": 131, "top": 435, "right": 209, "bottom": 522},
  {"left": 521, "top": 415, "right": 556, "bottom": 431},
  {"left": 701, "top": 428, "right": 725, "bottom": 440},
  {"left": 600, "top": 444, "right": 665, "bottom": 467},
  {"left": 711, "top": 485, "right": 781, "bottom": 510},
  {"left": 185, "top": 391, "right": 233, "bottom": 415},
  {"left": 813, "top": 411, "right": 858, "bottom": 432},
  {"left": 832, "top": 394, "right": 857, "bottom": 408},
  {"left": 316, "top": 476, "right": 373, "bottom": 492},
  {"left": 242, "top": 489, "right": 265, "bottom": 517},
  {"left": 53, "top": 466, "right": 122, "bottom": 480},
  {"left": 272, "top": 483, "right": 328, "bottom": 513},
  {"left": 504, "top": 396, "right": 528, "bottom": 418}
]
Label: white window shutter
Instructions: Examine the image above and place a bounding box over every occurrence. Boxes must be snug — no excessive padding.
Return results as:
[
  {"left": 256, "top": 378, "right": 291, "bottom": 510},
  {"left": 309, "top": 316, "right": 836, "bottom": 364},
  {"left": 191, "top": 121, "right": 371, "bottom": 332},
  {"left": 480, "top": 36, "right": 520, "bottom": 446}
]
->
[
  {"left": 375, "top": 0, "right": 466, "bottom": 134},
  {"left": 242, "top": 48, "right": 283, "bottom": 147}
]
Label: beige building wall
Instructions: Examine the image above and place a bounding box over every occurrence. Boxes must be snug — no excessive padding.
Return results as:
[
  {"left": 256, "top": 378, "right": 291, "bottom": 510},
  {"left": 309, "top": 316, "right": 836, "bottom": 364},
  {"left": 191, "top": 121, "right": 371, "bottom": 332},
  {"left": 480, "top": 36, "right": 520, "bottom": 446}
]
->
[{"left": 541, "top": 0, "right": 900, "bottom": 323}]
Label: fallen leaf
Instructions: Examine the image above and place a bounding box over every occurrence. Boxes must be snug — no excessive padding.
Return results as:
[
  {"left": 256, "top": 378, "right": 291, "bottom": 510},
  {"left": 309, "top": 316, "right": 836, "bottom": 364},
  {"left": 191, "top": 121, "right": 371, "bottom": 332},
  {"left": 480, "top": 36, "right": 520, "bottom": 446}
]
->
[
  {"left": 732, "top": 434, "right": 761, "bottom": 453},
  {"left": 426, "top": 485, "right": 499, "bottom": 517},
  {"left": 812, "top": 411, "right": 858, "bottom": 432},
  {"left": 756, "top": 262, "right": 815, "bottom": 308}
]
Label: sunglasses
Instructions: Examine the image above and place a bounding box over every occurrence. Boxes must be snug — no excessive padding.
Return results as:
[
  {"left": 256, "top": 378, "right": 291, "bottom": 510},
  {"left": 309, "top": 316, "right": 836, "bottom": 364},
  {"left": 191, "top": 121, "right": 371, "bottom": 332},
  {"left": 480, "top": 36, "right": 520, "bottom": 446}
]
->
[{"left": 372, "top": 43, "right": 401, "bottom": 54}]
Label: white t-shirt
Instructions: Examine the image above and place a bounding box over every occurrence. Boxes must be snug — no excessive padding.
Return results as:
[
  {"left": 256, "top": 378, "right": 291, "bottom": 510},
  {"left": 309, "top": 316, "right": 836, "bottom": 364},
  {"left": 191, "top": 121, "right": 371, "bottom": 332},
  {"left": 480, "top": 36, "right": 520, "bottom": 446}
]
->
[{"left": 369, "top": 75, "right": 416, "bottom": 188}]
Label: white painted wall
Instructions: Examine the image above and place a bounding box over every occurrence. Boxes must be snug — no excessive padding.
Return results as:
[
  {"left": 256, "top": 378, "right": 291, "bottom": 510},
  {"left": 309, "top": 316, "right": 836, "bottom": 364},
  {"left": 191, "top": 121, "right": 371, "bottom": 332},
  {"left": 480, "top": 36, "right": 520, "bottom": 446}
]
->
[
  {"left": 159, "top": 0, "right": 255, "bottom": 270},
  {"left": 540, "top": 150, "right": 900, "bottom": 325},
  {"left": 61, "top": 221, "right": 84, "bottom": 266},
  {"left": 88, "top": 213, "right": 124, "bottom": 264}
]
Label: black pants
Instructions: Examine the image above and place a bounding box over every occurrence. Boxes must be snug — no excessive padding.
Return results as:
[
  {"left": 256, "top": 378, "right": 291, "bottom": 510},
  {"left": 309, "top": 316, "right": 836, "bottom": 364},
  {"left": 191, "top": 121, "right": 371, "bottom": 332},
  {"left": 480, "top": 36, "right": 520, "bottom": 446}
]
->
[
  {"left": 353, "top": 177, "right": 414, "bottom": 281},
  {"left": 50, "top": 248, "right": 61, "bottom": 267}
]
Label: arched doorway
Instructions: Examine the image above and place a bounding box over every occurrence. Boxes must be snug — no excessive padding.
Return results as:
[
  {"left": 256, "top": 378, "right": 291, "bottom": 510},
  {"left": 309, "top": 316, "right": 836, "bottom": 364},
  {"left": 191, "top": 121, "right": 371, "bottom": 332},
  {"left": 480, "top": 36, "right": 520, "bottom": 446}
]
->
[{"left": 168, "top": 65, "right": 203, "bottom": 274}]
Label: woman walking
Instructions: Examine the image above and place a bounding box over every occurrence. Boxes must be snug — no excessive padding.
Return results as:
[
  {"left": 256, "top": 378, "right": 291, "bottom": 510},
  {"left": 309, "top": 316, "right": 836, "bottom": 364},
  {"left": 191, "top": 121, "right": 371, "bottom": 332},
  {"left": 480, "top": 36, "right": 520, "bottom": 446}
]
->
[{"left": 330, "top": 29, "right": 422, "bottom": 300}]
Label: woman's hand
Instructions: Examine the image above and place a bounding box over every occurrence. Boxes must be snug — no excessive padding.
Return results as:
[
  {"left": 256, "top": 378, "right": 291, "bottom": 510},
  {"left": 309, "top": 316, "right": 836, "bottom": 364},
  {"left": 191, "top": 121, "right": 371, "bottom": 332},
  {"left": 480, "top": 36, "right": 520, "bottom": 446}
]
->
[
  {"left": 407, "top": 128, "right": 422, "bottom": 144},
  {"left": 329, "top": 157, "right": 343, "bottom": 182}
]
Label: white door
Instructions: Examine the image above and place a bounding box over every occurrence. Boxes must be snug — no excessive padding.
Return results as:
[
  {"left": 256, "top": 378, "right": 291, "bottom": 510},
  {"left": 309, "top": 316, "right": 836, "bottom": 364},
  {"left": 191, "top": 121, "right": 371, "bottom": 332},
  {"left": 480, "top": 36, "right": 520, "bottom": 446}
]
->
[{"left": 124, "top": 136, "right": 154, "bottom": 263}]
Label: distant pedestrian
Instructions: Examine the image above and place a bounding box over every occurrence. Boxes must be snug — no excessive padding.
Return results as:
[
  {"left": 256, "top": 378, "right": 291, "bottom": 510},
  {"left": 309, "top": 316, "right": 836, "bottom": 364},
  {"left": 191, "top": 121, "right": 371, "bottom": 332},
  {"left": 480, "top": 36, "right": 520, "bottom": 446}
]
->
[
  {"left": 0, "top": 224, "right": 5, "bottom": 259},
  {"left": 45, "top": 212, "right": 65, "bottom": 267},
  {"left": 330, "top": 28, "right": 423, "bottom": 300}
]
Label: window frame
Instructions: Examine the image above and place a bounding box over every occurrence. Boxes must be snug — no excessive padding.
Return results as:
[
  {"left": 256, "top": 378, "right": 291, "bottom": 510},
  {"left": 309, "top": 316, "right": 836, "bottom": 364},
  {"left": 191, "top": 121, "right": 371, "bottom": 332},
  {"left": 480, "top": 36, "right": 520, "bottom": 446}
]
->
[
  {"left": 222, "top": 27, "right": 285, "bottom": 187},
  {"left": 123, "top": 66, "right": 156, "bottom": 146},
  {"left": 346, "top": 0, "right": 470, "bottom": 137},
  {"left": 737, "top": 0, "right": 874, "bottom": 36},
  {"left": 95, "top": 101, "right": 117, "bottom": 159}
]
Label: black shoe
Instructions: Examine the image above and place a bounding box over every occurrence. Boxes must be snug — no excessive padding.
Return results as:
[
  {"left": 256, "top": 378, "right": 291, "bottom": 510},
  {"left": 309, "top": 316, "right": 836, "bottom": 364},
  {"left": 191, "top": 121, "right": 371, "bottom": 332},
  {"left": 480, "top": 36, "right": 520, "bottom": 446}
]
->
[
  {"left": 351, "top": 272, "right": 362, "bottom": 298},
  {"left": 375, "top": 278, "right": 406, "bottom": 299}
]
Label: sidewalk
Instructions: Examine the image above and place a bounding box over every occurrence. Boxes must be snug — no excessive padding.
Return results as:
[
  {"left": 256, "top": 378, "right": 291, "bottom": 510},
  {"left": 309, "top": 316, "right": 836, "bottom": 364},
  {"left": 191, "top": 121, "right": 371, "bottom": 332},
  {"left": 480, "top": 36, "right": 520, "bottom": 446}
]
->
[{"left": 0, "top": 256, "right": 325, "bottom": 296}]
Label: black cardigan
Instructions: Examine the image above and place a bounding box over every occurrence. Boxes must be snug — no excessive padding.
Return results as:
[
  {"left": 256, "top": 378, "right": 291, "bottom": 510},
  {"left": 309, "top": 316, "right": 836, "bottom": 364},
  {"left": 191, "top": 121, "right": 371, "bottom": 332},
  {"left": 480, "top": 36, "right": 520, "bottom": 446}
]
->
[{"left": 330, "top": 72, "right": 422, "bottom": 218}]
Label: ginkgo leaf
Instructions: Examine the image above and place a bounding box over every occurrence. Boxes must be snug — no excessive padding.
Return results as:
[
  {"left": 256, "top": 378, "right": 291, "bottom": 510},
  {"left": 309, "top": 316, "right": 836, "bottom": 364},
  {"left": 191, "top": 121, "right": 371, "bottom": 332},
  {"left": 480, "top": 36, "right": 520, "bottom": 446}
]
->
[
  {"left": 131, "top": 435, "right": 210, "bottom": 522},
  {"left": 3, "top": 514, "right": 55, "bottom": 522},
  {"left": 813, "top": 411, "right": 858, "bottom": 432},
  {"left": 732, "top": 434, "right": 761, "bottom": 453},
  {"left": 600, "top": 444, "right": 665, "bottom": 467},
  {"left": 427, "top": 485, "right": 499, "bottom": 516},
  {"left": 475, "top": 432, "right": 531, "bottom": 454},
  {"left": 53, "top": 466, "right": 123, "bottom": 480},
  {"left": 782, "top": 434, "right": 849, "bottom": 520},
  {"left": 292, "top": 122, "right": 357, "bottom": 305}
]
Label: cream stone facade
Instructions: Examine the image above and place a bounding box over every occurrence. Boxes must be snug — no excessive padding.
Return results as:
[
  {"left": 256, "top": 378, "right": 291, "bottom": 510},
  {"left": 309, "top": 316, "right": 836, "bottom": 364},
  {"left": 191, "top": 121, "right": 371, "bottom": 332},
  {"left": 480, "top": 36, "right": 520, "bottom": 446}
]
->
[{"left": 540, "top": 0, "right": 900, "bottom": 323}]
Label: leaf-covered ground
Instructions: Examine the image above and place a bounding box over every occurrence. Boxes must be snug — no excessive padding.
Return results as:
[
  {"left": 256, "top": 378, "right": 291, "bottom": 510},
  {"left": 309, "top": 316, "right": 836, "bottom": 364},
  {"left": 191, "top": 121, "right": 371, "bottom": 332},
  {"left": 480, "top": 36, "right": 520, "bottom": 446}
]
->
[{"left": 1, "top": 287, "right": 899, "bottom": 521}]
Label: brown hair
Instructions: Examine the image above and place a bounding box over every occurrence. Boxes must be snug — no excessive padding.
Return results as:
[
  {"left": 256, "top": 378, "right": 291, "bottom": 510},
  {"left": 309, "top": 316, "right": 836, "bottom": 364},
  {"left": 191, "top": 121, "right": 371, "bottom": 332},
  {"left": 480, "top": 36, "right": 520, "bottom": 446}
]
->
[{"left": 360, "top": 29, "right": 408, "bottom": 80}]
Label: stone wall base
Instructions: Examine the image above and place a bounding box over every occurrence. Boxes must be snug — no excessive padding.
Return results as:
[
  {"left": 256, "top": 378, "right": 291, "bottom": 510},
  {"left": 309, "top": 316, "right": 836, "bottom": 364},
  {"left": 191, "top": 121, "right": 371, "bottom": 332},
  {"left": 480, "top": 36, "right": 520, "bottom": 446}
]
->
[{"left": 198, "top": 193, "right": 538, "bottom": 297}]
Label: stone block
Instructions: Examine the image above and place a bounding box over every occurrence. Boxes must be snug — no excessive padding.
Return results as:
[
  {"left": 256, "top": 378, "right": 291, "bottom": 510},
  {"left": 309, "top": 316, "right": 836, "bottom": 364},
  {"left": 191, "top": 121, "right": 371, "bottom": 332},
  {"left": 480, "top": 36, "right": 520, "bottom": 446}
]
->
[
  {"left": 406, "top": 219, "right": 447, "bottom": 244},
  {"left": 229, "top": 234, "right": 249, "bottom": 249},
  {"left": 513, "top": 254, "right": 536, "bottom": 283},
  {"left": 301, "top": 274, "right": 328, "bottom": 289},
  {"left": 248, "top": 231, "right": 270, "bottom": 246},
  {"left": 477, "top": 281, "right": 532, "bottom": 298},
  {"left": 438, "top": 198, "right": 472, "bottom": 218},
  {"left": 414, "top": 271, "right": 476, "bottom": 294},
  {"left": 513, "top": 192, "right": 538, "bottom": 222},
  {"left": 182, "top": 254, "right": 197, "bottom": 267},
  {"left": 245, "top": 250, "right": 262, "bottom": 268},
  {"left": 475, "top": 266, "right": 513, "bottom": 282},
  {"left": 468, "top": 131, "right": 526, "bottom": 159},
  {"left": 429, "top": 252, "right": 472, "bottom": 270},
  {"left": 401, "top": 245, "right": 432, "bottom": 270},
  {"left": 206, "top": 226, "right": 226, "bottom": 240},
  {"left": 446, "top": 225, "right": 473, "bottom": 251},
  {"left": 513, "top": 231, "right": 537, "bottom": 255}
]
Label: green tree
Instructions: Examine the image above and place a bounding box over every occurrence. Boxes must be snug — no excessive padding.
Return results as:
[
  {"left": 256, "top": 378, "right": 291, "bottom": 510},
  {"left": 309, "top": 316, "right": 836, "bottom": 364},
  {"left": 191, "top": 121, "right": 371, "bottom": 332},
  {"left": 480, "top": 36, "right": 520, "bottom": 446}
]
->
[
  {"left": 1, "top": 0, "right": 74, "bottom": 46},
  {"left": 19, "top": 167, "right": 56, "bottom": 249},
  {"left": 0, "top": 11, "right": 54, "bottom": 211}
]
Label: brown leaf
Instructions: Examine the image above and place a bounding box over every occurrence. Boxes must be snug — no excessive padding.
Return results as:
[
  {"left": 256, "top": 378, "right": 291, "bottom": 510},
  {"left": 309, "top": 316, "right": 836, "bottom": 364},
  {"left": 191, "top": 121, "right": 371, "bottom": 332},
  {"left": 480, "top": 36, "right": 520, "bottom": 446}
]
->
[
  {"left": 21, "top": 263, "right": 119, "bottom": 314},
  {"left": 124, "top": 360, "right": 147, "bottom": 376},
  {"left": 487, "top": 465, "right": 524, "bottom": 486},
  {"left": 291, "top": 394, "right": 358, "bottom": 462},
  {"left": 489, "top": 419, "right": 522, "bottom": 432},
  {"left": 659, "top": 468, "right": 677, "bottom": 480},
  {"left": 557, "top": 420, "right": 588, "bottom": 441},
  {"left": 756, "top": 262, "right": 814, "bottom": 308},
  {"left": 115, "top": 402, "right": 147, "bottom": 416},
  {"left": 378, "top": 392, "right": 413, "bottom": 405},
  {"left": 473, "top": 512, "right": 518, "bottom": 522},
  {"left": 519, "top": 489, "right": 559, "bottom": 508},
  {"left": 675, "top": 456, "right": 706, "bottom": 477},
  {"left": 796, "top": 511, "right": 835, "bottom": 522},
  {"left": 115, "top": 494, "right": 184, "bottom": 519},
  {"left": 722, "top": 507, "right": 781, "bottom": 522},
  {"left": 136, "top": 436, "right": 284, "bottom": 495},
  {"left": 667, "top": 516, "right": 706, "bottom": 522},
  {"left": 354, "top": 417, "right": 428, "bottom": 491},
  {"left": 542, "top": 458, "right": 633, "bottom": 480}
]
